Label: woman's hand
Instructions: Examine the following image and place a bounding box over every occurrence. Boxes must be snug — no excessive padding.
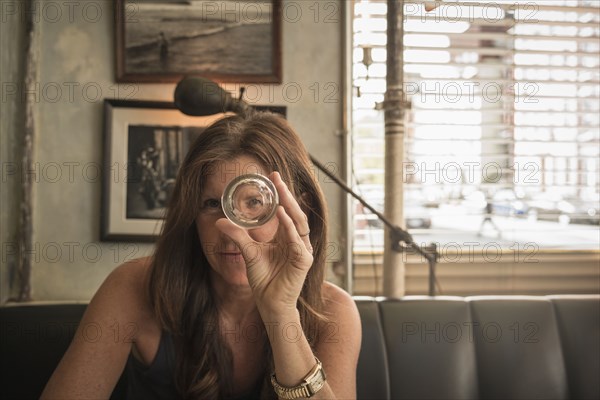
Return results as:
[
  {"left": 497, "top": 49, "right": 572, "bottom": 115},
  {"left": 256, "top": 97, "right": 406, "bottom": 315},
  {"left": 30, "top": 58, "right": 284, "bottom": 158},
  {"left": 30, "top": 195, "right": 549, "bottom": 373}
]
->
[{"left": 215, "top": 172, "right": 313, "bottom": 317}]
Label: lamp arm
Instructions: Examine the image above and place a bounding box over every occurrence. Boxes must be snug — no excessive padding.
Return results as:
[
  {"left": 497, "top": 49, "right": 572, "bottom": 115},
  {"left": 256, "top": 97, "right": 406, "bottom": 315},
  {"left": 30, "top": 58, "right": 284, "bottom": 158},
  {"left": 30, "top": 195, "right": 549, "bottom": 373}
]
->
[{"left": 308, "top": 155, "right": 438, "bottom": 266}]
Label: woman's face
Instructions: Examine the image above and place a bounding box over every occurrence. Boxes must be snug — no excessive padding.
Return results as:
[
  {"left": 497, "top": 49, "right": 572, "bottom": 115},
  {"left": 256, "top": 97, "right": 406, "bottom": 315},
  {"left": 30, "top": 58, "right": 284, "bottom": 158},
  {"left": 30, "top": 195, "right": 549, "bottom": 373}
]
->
[{"left": 195, "top": 155, "right": 280, "bottom": 287}]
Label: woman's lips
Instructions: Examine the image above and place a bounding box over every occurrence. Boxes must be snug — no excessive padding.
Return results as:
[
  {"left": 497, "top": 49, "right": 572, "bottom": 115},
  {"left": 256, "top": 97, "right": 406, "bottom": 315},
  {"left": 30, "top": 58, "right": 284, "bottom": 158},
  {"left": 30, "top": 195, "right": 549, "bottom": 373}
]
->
[{"left": 219, "top": 252, "right": 243, "bottom": 261}]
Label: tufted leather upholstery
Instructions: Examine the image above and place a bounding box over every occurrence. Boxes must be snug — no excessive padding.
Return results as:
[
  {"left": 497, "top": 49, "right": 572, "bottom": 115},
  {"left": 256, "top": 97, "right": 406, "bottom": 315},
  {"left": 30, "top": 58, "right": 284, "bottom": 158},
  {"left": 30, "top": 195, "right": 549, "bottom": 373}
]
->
[
  {"left": 1, "top": 295, "right": 598, "bottom": 399},
  {"left": 468, "top": 297, "right": 568, "bottom": 399},
  {"left": 355, "top": 297, "right": 390, "bottom": 400},
  {"left": 548, "top": 296, "right": 600, "bottom": 400},
  {"left": 377, "top": 297, "right": 478, "bottom": 400},
  {"left": 355, "top": 295, "right": 599, "bottom": 400}
]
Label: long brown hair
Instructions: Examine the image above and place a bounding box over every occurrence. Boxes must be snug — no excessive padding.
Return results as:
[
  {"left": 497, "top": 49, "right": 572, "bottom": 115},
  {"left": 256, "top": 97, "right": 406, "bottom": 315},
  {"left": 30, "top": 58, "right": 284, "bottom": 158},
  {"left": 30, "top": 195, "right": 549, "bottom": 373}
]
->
[{"left": 147, "top": 111, "right": 328, "bottom": 399}]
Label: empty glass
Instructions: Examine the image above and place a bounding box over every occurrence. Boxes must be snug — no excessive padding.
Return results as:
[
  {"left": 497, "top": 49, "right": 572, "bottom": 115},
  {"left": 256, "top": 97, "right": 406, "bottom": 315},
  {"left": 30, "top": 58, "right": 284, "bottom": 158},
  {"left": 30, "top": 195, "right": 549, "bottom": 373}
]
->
[{"left": 221, "top": 174, "right": 279, "bottom": 228}]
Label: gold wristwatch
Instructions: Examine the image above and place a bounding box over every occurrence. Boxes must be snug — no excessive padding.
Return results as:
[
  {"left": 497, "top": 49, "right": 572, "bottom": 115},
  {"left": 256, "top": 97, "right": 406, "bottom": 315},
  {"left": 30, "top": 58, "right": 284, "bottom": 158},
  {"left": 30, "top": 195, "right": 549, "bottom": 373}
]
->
[{"left": 270, "top": 357, "right": 327, "bottom": 399}]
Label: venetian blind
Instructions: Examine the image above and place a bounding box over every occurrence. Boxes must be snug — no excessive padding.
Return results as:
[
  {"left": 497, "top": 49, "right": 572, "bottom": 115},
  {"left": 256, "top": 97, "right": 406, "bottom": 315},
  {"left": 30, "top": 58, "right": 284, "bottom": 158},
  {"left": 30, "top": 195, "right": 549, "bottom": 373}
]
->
[{"left": 352, "top": 0, "right": 600, "bottom": 252}]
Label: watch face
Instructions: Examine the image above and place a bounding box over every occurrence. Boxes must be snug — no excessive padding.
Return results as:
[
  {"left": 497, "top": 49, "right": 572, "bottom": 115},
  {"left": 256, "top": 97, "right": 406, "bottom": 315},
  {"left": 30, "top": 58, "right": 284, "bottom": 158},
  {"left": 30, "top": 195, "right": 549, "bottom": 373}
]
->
[
  {"left": 271, "top": 357, "right": 326, "bottom": 398},
  {"left": 307, "top": 367, "right": 326, "bottom": 393}
]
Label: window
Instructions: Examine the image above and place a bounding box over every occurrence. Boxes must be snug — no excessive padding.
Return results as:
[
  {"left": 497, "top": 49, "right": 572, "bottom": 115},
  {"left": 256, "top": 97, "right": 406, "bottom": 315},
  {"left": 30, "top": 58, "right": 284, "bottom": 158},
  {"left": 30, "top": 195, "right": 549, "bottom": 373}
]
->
[{"left": 351, "top": 1, "right": 599, "bottom": 263}]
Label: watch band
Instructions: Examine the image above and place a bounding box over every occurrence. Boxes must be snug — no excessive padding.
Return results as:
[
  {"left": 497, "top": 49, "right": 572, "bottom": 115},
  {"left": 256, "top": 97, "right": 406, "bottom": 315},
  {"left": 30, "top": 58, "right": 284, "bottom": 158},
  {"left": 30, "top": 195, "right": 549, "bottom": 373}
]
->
[{"left": 270, "top": 357, "right": 327, "bottom": 399}]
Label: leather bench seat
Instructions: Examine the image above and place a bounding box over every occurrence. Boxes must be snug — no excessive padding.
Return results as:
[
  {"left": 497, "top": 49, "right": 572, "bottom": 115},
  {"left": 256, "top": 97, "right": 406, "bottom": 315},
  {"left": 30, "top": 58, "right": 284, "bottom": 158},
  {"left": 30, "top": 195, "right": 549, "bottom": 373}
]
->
[
  {"left": 1, "top": 295, "right": 598, "bottom": 399},
  {"left": 354, "top": 295, "right": 599, "bottom": 400}
]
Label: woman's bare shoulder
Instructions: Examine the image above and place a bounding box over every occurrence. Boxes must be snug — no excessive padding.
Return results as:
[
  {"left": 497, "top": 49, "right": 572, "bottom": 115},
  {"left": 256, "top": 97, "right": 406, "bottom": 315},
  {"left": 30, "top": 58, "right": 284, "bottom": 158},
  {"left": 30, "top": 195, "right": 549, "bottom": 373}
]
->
[
  {"left": 40, "top": 257, "right": 156, "bottom": 398},
  {"left": 313, "top": 282, "right": 362, "bottom": 395},
  {"left": 105, "top": 256, "right": 152, "bottom": 291},
  {"left": 88, "top": 256, "right": 155, "bottom": 322},
  {"left": 110, "top": 255, "right": 152, "bottom": 279},
  {"left": 321, "top": 281, "right": 357, "bottom": 313},
  {"left": 320, "top": 281, "right": 361, "bottom": 339}
]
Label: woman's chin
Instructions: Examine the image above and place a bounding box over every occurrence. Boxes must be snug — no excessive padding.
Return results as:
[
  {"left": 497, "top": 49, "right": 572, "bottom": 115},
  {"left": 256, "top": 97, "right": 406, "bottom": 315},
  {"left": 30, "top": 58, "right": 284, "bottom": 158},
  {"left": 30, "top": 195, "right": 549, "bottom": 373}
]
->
[
  {"left": 210, "top": 265, "right": 250, "bottom": 288},
  {"left": 226, "top": 273, "right": 251, "bottom": 287}
]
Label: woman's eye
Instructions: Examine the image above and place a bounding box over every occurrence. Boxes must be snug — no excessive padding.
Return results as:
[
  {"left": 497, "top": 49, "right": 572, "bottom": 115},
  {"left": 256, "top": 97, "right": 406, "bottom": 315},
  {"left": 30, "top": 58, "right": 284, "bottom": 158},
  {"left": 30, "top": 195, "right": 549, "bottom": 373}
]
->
[
  {"left": 245, "top": 197, "right": 263, "bottom": 209},
  {"left": 203, "top": 199, "right": 221, "bottom": 209}
]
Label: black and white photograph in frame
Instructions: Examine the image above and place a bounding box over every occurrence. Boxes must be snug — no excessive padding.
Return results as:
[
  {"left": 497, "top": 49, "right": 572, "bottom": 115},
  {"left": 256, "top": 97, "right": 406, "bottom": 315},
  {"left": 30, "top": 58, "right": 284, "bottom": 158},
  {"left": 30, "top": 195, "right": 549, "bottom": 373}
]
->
[
  {"left": 125, "top": 123, "right": 204, "bottom": 220},
  {"left": 102, "top": 99, "right": 287, "bottom": 242},
  {"left": 102, "top": 99, "right": 224, "bottom": 241},
  {"left": 115, "top": 0, "right": 282, "bottom": 83}
]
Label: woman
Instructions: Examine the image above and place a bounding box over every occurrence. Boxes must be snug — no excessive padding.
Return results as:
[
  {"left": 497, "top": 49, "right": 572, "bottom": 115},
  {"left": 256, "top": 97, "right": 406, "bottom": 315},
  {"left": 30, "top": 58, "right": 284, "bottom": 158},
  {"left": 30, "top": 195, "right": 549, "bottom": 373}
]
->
[{"left": 41, "top": 112, "right": 362, "bottom": 399}]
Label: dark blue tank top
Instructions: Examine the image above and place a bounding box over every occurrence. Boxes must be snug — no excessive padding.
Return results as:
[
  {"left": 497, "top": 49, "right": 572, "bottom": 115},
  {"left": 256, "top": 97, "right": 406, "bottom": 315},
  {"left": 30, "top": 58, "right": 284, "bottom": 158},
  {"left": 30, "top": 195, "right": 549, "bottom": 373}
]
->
[
  {"left": 125, "top": 331, "right": 179, "bottom": 399},
  {"left": 125, "top": 331, "right": 264, "bottom": 399}
]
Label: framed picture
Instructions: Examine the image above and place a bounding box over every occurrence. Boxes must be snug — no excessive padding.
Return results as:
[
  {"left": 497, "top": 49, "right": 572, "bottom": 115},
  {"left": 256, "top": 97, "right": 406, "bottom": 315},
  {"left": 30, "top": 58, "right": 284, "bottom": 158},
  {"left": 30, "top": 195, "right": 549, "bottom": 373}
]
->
[
  {"left": 115, "top": 0, "right": 282, "bottom": 83},
  {"left": 102, "top": 99, "right": 286, "bottom": 242}
]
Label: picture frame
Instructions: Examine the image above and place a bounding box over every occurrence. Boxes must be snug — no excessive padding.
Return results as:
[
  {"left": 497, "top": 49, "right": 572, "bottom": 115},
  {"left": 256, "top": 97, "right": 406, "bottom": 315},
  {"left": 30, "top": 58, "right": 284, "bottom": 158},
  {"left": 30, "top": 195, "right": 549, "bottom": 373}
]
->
[
  {"left": 115, "top": 0, "right": 282, "bottom": 83},
  {"left": 102, "top": 99, "right": 286, "bottom": 242}
]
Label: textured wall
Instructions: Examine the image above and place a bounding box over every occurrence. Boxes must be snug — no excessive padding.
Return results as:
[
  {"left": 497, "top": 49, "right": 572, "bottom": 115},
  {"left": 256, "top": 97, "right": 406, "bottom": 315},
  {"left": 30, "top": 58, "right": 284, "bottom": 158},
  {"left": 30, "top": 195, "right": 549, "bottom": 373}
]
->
[{"left": 2, "top": 0, "right": 344, "bottom": 301}]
